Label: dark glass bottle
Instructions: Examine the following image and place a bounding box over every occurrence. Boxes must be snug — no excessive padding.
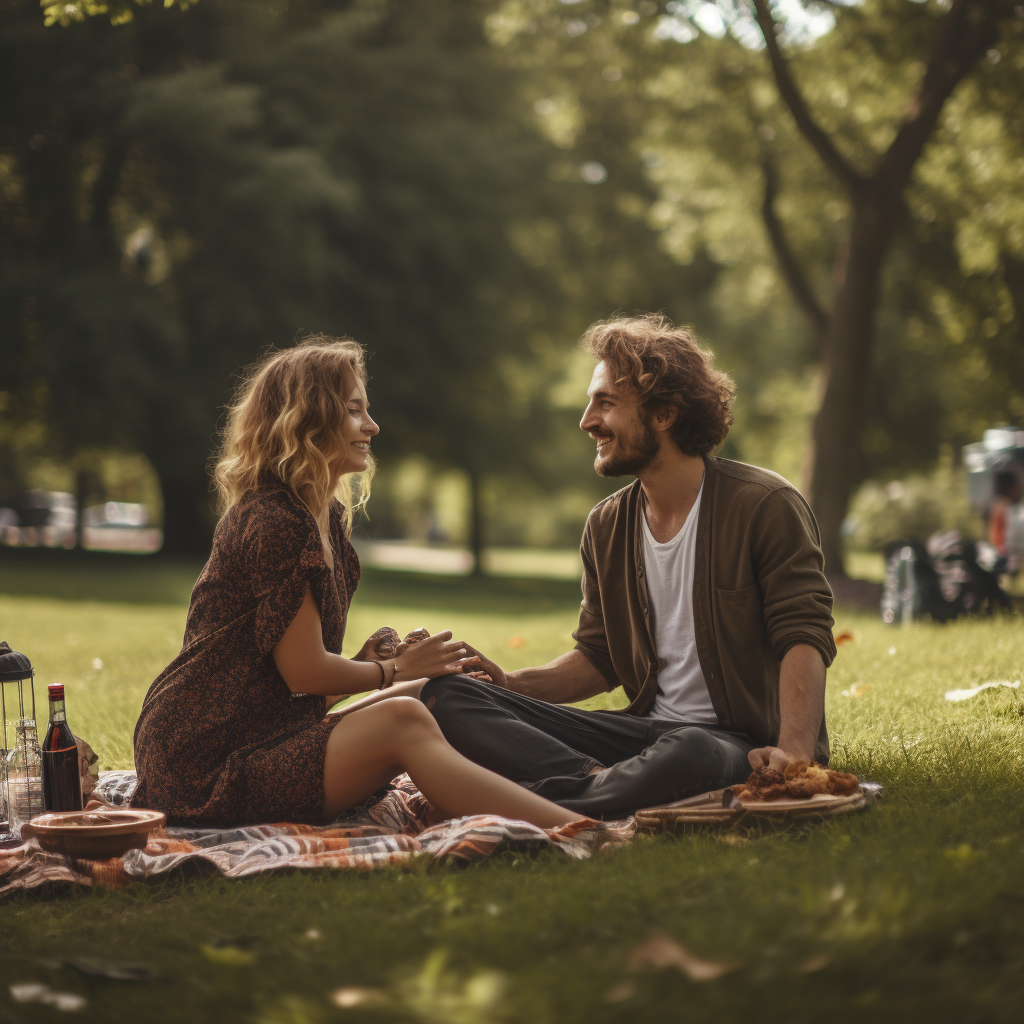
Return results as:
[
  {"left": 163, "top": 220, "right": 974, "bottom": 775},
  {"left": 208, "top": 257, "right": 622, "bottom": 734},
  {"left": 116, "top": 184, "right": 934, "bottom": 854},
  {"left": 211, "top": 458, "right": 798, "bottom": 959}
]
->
[{"left": 41, "top": 683, "right": 83, "bottom": 813}]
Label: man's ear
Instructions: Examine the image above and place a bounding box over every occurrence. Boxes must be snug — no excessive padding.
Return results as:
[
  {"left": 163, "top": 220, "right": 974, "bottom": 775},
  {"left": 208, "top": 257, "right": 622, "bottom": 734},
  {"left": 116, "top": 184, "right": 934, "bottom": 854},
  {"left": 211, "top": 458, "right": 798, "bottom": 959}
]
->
[{"left": 649, "top": 404, "right": 678, "bottom": 433}]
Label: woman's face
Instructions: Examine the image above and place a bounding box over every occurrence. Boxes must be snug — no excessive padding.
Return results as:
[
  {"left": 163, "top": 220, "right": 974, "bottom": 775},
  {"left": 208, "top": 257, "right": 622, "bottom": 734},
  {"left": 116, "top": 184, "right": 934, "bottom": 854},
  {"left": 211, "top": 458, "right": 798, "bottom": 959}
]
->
[{"left": 332, "top": 379, "right": 379, "bottom": 476}]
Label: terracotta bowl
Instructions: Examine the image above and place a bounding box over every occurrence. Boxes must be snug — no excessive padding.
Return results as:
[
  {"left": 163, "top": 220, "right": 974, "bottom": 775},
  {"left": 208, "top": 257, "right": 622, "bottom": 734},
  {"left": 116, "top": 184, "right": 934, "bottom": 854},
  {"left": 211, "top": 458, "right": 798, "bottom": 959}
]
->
[{"left": 21, "top": 809, "right": 166, "bottom": 859}]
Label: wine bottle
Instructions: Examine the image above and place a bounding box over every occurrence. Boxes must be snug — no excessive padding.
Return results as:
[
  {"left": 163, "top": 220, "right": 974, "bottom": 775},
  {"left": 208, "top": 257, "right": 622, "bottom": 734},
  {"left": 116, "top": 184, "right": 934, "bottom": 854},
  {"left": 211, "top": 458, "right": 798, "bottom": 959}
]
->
[{"left": 41, "top": 683, "right": 83, "bottom": 813}]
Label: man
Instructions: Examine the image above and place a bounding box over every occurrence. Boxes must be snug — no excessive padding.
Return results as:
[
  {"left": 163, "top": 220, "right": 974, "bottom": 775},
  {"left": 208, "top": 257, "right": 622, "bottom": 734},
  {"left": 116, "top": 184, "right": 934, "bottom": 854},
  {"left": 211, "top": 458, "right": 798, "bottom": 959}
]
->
[{"left": 422, "top": 315, "right": 836, "bottom": 819}]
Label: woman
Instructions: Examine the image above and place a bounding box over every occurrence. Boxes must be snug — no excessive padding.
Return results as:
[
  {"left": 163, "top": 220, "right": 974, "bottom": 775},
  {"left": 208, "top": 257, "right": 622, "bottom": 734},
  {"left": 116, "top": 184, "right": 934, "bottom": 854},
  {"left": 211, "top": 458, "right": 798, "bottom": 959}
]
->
[{"left": 132, "top": 336, "right": 583, "bottom": 830}]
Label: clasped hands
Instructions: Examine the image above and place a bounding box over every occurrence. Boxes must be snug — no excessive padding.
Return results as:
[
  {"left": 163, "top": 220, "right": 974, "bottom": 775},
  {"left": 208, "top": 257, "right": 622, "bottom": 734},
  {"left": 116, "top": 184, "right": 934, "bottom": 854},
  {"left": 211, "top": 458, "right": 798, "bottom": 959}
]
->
[{"left": 352, "top": 628, "right": 500, "bottom": 684}]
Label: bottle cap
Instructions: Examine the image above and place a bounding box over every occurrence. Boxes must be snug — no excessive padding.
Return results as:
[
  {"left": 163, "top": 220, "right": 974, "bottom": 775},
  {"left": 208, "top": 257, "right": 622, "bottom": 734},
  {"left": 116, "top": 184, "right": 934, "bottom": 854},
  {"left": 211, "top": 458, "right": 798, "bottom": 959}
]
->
[{"left": 48, "top": 683, "right": 65, "bottom": 701}]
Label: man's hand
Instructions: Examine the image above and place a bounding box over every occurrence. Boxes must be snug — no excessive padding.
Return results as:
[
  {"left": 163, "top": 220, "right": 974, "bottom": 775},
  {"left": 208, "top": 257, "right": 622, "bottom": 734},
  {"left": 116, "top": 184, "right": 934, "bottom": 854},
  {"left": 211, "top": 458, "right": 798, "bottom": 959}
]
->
[
  {"left": 747, "top": 746, "right": 798, "bottom": 772},
  {"left": 459, "top": 644, "right": 509, "bottom": 688}
]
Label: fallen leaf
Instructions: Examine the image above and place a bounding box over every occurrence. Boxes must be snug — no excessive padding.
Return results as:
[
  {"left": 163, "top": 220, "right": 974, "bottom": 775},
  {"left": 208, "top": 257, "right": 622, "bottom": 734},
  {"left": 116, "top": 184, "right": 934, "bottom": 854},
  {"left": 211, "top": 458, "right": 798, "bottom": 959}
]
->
[
  {"left": 798, "top": 954, "right": 831, "bottom": 974},
  {"left": 840, "top": 684, "right": 871, "bottom": 698},
  {"left": 331, "top": 987, "right": 387, "bottom": 1009},
  {"left": 834, "top": 631, "right": 854, "bottom": 646},
  {"left": 945, "top": 843, "right": 978, "bottom": 866},
  {"left": 713, "top": 832, "right": 749, "bottom": 846},
  {"left": 604, "top": 981, "right": 636, "bottom": 1002},
  {"left": 200, "top": 944, "right": 255, "bottom": 967},
  {"left": 10, "top": 983, "right": 87, "bottom": 1012},
  {"left": 627, "top": 933, "right": 739, "bottom": 982},
  {"left": 50, "top": 958, "right": 153, "bottom": 982}
]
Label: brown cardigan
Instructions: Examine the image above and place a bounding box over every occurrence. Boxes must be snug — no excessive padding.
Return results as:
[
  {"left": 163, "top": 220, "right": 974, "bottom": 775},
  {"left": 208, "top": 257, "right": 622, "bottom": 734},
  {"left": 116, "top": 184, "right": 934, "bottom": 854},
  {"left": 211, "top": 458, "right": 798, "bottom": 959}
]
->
[{"left": 572, "top": 456, "right": 836, "bottom": 761}]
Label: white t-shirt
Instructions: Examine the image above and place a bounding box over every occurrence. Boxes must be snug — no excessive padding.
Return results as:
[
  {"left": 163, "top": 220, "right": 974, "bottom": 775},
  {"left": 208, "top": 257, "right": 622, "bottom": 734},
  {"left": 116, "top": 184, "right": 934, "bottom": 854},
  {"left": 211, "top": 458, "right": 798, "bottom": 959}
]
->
[{"left": 641, "top": 484, "right": 718, "bottom": 725}]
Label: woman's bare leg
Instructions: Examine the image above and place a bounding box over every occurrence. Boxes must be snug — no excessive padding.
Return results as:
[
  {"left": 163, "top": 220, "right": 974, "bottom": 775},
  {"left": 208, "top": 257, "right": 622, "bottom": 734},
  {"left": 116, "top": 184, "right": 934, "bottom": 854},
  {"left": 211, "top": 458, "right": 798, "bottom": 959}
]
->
[
  {"left": 325, "top": 678, "right": 428, "bottom": 718},
  {"left": 322, "top": 696, "right": 583, "bottom": 829}
]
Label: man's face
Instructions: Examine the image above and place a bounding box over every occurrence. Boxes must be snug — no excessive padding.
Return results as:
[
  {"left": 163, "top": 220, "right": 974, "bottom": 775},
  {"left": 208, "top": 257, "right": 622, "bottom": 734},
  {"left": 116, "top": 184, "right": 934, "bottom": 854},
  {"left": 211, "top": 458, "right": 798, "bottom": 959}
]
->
[{"left": 579, "top": 361, "right": 660, "bottom": 477}]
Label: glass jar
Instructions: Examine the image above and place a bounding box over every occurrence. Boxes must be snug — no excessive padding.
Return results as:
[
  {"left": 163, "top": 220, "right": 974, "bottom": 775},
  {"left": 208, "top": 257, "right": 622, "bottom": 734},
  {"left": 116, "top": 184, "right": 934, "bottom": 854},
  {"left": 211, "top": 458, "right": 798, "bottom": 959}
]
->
[
  {"left": 6, "top": 718, "right": 43, "bottom": 835},
  {"left": 0, "top": 754, "right": 11, "bottom": 843}
]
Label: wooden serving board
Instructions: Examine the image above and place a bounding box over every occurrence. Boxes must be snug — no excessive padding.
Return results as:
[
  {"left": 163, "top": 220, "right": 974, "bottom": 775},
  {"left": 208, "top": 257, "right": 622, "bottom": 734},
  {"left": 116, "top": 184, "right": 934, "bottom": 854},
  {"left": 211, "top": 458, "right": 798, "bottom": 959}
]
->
[
  {"left": 737, "top": 790, "right": 866, "bottom": 821},
  {"left": 635, "top": 787, "right": 868, "bottom": 833}
]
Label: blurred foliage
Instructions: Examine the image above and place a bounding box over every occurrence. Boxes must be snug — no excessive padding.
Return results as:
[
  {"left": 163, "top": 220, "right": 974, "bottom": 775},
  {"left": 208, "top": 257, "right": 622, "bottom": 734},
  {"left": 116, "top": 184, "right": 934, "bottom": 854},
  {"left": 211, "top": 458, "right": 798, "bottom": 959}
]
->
[
  {"left": 846, "top": 454, "right": 982, "bottom": 552},
  {"left": 40, "top": 0, "right": 196, "bottom": 28},
  {"left": 4, "top": 0, "right": 1024, "bottom": 562},
  {"left": 492, "top": 0, "right": 1024, "bottom": 534},
  {"left": 1, "top": 0, "right": 679, "bottom": 554}
]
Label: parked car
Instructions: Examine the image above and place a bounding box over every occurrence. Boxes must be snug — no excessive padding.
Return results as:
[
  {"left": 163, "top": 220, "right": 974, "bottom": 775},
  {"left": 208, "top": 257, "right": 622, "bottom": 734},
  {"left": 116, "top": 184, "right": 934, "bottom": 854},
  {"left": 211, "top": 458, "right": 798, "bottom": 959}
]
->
[
  {"left": 0, "top": 491, "right": 77, "bottom": 548},
  {"left": 81, "top": 502, "right": 162, "bottom": 553},
  {"left": 82, "top": 502, "right": 149, "bottom": 528}
]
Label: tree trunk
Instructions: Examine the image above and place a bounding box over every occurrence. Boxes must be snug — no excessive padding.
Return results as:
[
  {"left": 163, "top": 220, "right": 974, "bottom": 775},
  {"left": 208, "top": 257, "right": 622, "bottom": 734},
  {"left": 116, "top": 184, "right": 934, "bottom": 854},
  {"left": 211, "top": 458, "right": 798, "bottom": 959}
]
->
[
  {"left": 808, "top": 197, "right": 894, "bottom": 576},
  {"left": 750, "top": 0, "right": 1002, "bottom": 581},
  {"left": 153, "top": 462, "right": 217, "bottom": 558},
  {"left": 74, "top": 468, "right": 105, "bottom": 551},
  {"left": 467, "top": 467, "right": 485, "bottom": 577}
]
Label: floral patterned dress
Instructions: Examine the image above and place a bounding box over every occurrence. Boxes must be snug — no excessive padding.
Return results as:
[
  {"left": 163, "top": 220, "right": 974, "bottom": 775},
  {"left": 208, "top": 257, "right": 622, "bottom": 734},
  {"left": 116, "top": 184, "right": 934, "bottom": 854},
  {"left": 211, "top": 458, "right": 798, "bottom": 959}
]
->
[{"left": 132, "top": 478, "right": 359, "bottom": 826}]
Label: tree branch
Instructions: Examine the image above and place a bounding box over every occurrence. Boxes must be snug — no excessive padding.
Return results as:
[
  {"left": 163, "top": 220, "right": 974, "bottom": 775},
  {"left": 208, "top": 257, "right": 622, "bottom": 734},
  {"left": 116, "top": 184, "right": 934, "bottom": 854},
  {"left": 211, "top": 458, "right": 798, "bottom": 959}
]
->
[
  {"left": 751, "top": 0, "right": 862, "bottom": 193},
  {"left": 759, "top": 153, "right": 829, "bottom": 345},
  {"left": 874, "top": 0, "right": 1001, "bottom": 193}
]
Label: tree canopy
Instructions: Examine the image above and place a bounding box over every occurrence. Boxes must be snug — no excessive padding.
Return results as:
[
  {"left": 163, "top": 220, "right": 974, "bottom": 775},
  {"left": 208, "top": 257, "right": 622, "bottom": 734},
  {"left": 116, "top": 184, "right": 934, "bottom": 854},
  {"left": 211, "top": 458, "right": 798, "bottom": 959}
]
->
[
  {"left": 3, "top": 0, "right": 1023, "bottom": 571},
  {"left": 2, "top": 0, "right": 680, "bottom": 558},
  {"left": 493, "top": 0, "right": 1024, "bottom": 571}
]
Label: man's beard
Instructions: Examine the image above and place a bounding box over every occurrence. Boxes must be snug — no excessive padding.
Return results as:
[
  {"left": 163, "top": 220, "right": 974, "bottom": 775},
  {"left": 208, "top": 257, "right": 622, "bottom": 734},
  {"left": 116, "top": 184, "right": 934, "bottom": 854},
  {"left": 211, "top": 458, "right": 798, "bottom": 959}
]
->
[{"left": 595, "top": 416, "right": 660, "bottom": 477}]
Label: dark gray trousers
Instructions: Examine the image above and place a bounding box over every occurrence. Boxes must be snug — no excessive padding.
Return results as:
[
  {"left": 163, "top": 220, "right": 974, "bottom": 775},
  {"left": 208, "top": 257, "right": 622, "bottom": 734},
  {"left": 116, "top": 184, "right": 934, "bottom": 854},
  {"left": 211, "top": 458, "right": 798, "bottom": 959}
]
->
[{"left": 420, "top": 675, "right": 754, "bottom": 820}]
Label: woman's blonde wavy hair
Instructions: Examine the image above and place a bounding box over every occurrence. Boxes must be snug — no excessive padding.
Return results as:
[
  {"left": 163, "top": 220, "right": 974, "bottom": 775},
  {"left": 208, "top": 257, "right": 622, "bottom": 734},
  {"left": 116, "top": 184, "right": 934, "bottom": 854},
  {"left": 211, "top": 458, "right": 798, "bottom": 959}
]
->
[{"left": 214, "top": 335, "right": 374, "bottom": 534}]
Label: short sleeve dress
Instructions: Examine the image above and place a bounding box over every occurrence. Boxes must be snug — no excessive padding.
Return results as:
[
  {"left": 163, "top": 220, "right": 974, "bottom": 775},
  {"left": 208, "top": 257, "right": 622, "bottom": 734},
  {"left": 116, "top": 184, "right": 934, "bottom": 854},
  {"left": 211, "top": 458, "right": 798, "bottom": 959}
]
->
[{"left": 131, "top": 478, "right": 360, "bottom": 826}]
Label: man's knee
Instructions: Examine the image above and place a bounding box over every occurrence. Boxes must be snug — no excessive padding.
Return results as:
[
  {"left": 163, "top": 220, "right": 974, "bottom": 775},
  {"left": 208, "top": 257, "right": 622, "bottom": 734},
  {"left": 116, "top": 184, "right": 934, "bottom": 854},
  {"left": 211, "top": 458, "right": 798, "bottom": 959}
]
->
[
  {"left": 419, "top": 673, "right": 489, "bottom": 715},
  {"left": 652, "top": 727, "right": 728, "bottom": 774}
]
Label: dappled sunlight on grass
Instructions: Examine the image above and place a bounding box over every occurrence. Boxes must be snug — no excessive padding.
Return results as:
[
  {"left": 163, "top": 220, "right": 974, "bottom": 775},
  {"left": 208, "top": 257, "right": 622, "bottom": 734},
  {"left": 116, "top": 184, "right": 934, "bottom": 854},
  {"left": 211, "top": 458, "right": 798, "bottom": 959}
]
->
[{"left": 2, "top": 554, "right": 1024, "bottom": 1021}]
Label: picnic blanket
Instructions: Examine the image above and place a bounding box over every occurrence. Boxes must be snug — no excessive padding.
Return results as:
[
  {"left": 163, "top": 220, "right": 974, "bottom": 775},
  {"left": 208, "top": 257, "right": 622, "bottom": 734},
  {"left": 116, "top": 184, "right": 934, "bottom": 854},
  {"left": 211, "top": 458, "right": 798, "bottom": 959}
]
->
[{"left": 0, "top": 772, "right": 634, "bottom": 897}]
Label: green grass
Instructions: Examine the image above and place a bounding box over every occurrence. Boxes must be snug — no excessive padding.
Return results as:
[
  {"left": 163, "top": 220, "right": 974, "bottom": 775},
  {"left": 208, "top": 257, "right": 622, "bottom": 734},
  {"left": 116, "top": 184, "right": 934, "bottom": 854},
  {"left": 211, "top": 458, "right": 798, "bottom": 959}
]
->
[{"left": 2, "top": 550, "right": 1024, "bottom": 1023}]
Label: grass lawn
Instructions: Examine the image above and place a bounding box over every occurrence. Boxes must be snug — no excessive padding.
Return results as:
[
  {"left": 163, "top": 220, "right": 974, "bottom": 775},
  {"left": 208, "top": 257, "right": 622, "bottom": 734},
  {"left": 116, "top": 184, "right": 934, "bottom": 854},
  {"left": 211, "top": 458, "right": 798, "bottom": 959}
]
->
[{"left": 2, "top": 548, "right": 1024, "bottom": 1023}]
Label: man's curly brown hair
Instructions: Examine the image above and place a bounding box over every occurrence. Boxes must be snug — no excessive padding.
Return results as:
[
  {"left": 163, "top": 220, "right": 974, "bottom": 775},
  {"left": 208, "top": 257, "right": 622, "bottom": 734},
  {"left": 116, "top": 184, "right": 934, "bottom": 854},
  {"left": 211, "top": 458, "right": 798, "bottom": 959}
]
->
[{"left": 582, "top": 314, "right": 734, "bottom": 457}]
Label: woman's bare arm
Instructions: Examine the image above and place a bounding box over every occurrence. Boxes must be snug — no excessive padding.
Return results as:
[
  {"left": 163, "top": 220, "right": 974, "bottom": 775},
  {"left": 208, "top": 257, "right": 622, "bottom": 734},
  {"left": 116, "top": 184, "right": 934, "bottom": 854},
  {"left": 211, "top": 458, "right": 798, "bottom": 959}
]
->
[{"left": 273, "top": 587, "right": 472, "bottom": 696}]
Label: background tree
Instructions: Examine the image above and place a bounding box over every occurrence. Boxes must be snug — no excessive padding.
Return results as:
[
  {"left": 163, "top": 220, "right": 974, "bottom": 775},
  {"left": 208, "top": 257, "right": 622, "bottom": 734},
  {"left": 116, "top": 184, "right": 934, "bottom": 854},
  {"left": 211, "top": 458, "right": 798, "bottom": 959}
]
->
[
  {"left": 1, "top": 0, "right": 683, "bottom": 562},
  {"left": 498, "top": 0, "right": 1024, "bottom": 575}
]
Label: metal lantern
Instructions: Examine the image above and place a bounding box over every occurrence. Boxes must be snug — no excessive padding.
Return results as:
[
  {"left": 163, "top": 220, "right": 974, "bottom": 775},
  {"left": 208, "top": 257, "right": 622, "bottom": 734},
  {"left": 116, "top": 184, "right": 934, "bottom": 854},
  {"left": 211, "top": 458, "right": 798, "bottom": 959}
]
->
[{"left": 0, "top": 641, "right": 42, "bottom": 845}]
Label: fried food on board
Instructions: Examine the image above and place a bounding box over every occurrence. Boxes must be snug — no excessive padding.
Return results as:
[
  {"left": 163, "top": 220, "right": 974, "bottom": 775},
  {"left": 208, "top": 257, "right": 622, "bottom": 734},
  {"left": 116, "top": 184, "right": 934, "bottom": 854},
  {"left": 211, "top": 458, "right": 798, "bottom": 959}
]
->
[
  {"left": 824, "top": 770, "right": 860, "bottom": 796},
  {"left": 782, "top": 760, "right": 830, "bottom": 798},
  {"left": 731, "top": 760, "right": 860, "bottom": 802}
]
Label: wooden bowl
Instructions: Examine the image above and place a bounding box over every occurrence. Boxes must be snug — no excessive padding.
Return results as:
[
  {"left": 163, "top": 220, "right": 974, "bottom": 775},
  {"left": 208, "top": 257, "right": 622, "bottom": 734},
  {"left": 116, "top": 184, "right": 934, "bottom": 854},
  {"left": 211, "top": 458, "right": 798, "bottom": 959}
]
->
[{"left": 21, "top": 809, "right": 165, "bottom": 859}]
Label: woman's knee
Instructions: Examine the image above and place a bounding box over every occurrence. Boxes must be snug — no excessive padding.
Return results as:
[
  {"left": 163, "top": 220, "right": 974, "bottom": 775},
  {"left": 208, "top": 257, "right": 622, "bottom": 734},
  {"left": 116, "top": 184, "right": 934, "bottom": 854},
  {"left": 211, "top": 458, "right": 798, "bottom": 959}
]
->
[{"left": 378, "top": 696, "right": 442, "bottom": 735}]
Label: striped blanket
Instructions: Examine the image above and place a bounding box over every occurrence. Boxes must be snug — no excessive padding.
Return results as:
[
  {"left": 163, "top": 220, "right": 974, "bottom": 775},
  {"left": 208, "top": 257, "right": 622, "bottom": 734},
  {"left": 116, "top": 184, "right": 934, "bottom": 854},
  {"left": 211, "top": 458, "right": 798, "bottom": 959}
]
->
[{"left": 0, "top": 772, "right": 634, "bottom": 897}]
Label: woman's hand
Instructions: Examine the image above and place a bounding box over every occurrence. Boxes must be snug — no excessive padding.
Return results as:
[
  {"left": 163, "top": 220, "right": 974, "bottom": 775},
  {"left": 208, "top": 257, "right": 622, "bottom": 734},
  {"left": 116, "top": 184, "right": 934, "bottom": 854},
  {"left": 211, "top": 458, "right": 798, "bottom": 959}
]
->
[
  {"left": 352, "top": 630, "right": 408, "bottom": 662},
  {"left": 393, "top": 630, "right": 473, "bottom": 682}
]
